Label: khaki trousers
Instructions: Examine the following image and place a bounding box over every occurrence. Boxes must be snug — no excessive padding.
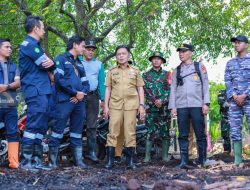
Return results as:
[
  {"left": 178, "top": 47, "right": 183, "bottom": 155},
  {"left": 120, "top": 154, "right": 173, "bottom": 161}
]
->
[
  {"left": 115, "top": 124, "right": 124, "bottom": 157},
  {"left": 106, "top": 109, "right": 137, "bottom": 147}
]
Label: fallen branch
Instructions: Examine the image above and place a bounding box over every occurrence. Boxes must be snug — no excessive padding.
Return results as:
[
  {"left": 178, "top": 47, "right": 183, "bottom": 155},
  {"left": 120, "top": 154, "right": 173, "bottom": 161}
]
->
[{"left": 208, "top": 164, "right": 234, "bottom": 170}]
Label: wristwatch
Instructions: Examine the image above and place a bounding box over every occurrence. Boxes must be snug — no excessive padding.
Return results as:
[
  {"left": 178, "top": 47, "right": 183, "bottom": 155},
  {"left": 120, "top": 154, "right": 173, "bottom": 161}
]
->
[
  {"left": 139, "top": 103, "right": 145, "bottom": 108},
  {"left": 6, "top": 84, "right": 11, "bottom": 90}
]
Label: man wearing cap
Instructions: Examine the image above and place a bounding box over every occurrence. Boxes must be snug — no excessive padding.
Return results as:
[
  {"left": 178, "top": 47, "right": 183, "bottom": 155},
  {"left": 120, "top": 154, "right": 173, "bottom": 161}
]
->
[
  {"left": 81, "top": 38, "right": 105, "bottom": 162},
  {"left": 169, "top": 44, "right": 210, "bottom": 169},
  {"left": 142, "top": 52, "right": 171, "bottom": 162},
  {"left": 225, "top": 35, "right": 250, "bottom": 166}
]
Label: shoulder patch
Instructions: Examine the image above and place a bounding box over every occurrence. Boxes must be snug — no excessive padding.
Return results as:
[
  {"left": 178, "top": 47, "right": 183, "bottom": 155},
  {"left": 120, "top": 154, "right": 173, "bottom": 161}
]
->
[
  {"left": 34, "top": 47, "right": 40, "bottom": 53},
  {"left": 21, "top": 41, "right": 29, "bottom": 46},
  {"left": 201, "top": 64, "right": 207, "bottom": 74},
  {"left": 56, "top": 61, "right": 60, "bottom": 66}
]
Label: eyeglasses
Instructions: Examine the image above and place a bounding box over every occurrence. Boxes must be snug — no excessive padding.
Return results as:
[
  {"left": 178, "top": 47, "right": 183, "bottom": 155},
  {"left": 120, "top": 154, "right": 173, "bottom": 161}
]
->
[{"left": 86, "top": 48, "right": 96, "bottom": 52}]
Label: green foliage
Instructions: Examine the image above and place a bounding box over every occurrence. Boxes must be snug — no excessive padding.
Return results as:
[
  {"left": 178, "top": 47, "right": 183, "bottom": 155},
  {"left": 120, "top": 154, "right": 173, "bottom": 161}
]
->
[
  {"left": 209, "top": 82, "right": 225, "bottom": 141},
  {"left": 210, "top": 123, "right": 221, "bottom": 142},
  {"left": 209, "top": 82, "right": 225, "bottom": 127},
  {"left": 0, "top": 0, "right": 249, "bottom": 69}
]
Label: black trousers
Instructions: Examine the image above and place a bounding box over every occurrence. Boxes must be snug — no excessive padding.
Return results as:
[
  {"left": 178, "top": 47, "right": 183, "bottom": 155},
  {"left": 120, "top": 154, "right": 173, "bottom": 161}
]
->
[
  {"left": 177, "top": 107, "right": 207, "bottom": 159},
  {"left": 86, "top": 91, "right": 99, "bottom": 139}
]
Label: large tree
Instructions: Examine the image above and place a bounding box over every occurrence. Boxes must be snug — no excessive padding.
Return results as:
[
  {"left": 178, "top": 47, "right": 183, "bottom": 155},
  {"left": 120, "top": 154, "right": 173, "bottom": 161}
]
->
[{"left": 0, "top": 0, "right": 249, "bottom": 68}]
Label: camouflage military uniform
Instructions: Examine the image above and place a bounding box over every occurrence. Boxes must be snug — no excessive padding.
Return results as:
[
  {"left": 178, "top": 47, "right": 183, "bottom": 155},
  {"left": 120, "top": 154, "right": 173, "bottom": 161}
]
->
[
  {"left": 143, "top": 68, "right": 171, "bottom": 141},
  {"left": 224, "top": 53, "right": 250, "bottom": 142},
  {"left": 218, "top": 89, "right": 231, "bottom": 152}
]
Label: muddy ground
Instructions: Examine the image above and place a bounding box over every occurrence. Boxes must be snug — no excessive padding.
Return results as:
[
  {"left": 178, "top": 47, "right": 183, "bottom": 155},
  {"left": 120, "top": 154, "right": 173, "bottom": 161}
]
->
[{"left": 1, "top": 152, "right": 250, "bottom": 190}]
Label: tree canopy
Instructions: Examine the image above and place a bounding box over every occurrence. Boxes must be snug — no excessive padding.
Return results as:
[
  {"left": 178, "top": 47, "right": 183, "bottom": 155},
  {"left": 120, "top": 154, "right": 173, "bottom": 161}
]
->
[{"left": 0, "top": 0, "right": 249, "bottom": 68}]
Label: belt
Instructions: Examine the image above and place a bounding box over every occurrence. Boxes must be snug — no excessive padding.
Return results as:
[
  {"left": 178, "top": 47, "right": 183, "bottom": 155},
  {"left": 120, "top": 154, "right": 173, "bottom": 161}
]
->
[{"left": 88, "top": 90, "right": 98, "bottom": 95}]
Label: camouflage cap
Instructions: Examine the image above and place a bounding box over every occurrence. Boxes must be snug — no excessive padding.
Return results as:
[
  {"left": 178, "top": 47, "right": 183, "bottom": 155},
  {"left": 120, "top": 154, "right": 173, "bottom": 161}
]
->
[{"left": 149, "top": 51, "right": 166, "bottom": 63}]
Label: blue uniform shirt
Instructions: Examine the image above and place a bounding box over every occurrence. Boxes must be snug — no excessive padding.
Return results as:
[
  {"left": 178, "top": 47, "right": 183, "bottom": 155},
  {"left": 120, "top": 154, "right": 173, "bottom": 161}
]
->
[
  {"left": 54, "top": 52, "right": 90, "bottom": 103},
  {"left": 224, "top": 53, "right": 250, "bottom": 99},
  {"left": 19, "top": 35, "right": 55, "bottom": 98},
  {"left": 81, "top": 57, "right": 105, "bottom": 101}
]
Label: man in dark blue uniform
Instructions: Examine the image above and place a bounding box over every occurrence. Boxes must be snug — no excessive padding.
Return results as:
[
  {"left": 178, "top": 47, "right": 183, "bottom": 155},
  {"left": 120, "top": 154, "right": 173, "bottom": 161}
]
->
[
  {"left": 0, "top": 38, "right": 21, "bottom": 169},
  {"left": 48, "top": 36, "right": 90, "bottom": 169},
  {"left": 19, "top": 16, "right": 55, "bottom": 170}
]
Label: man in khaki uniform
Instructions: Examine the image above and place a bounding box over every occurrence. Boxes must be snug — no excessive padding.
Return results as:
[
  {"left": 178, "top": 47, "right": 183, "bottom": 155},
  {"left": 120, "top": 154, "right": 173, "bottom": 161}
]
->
[{"left": 104, "top": 45, "right": 145, "bottom": 169}]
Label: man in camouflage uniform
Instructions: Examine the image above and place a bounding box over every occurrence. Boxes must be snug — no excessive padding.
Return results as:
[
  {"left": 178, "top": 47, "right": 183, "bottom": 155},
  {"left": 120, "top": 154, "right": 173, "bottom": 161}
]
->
[
  {"left": 143, "top": 52, "right": 171, "bottom": 162},
  {"left": 218, "top": 89, "right": 231, "bottom": 153},
  {"left": 225, "top": 35, "right": 250, "bottom": 166}
]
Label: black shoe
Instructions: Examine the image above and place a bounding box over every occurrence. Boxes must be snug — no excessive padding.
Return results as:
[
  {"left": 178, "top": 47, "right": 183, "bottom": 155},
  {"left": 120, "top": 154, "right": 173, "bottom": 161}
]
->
[
  {"left": 105, "top": 146, "right": 115, "bottom": 169},
  {"left": 72, "top": 147, "right": 88, "bottom": 169},
  {"left": 20, "top": 144, "right": 38, "bottom": 172},
  {"left": 86, "top": 138, "right": 99, "bottom": 162},
  {"left": 33, "top": 145, "right": 51, "bottom": 171},
  {"left": 48, "top": 146, "right": 59, "bottom": 169},
  {"left": 126, "top": 147, "right": 137, "bottom": 170}
]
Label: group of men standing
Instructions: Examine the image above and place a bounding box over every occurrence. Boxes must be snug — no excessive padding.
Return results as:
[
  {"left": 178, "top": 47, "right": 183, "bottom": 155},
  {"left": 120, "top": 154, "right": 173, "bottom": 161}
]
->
[
  {"left": 0, "top": 14, "right": 249, "bottom": 171},
  {"left": 0, "top": 15, "right": 105, "bottom": 171}
]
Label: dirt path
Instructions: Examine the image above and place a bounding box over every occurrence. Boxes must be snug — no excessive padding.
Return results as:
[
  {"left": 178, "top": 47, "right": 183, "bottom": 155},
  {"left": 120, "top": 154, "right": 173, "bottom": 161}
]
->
[{"left": 1, "top": 153, "right": 250, "bottom": 190}]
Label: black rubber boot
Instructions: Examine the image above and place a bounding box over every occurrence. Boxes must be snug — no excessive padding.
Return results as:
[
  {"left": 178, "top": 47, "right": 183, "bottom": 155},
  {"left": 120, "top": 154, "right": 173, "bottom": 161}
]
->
[
  {"left": 198, "top": 142, "right": 207, "bottom": 167},
  {"left": 178, "top": 149, "right": 189, "bottom": 169},
  {"left": 86, "top": 137, "right": 99, "bottom": 162},
  {"left": 20, "top": 144, "right": 38, "bottom": 172},
  {"left": 33, "top": 145, "right": 51, "bottom": 171},
  {"left": 223, "top": 143, "right": 231, "bottom": 153},
  {"left": 48, "top": 146, "right": 59, "bottom": 169},
  {"left": 105, "top": 146, "right": 115, "bottom": 169},
  {"left": 72, "top": 146, "right": 88, "bottom": 169},
  {"left": 177, "top": 136, "right": 189, "bottom": 169},
  {"left": 126, "top": 147, "right": 137, "bottom": 170}
]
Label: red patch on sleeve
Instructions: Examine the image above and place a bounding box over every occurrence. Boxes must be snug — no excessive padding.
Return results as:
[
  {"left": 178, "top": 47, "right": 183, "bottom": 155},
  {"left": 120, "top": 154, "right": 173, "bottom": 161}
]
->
[{"left": 201, "top": 64, "right": 207, "bottom": 74}]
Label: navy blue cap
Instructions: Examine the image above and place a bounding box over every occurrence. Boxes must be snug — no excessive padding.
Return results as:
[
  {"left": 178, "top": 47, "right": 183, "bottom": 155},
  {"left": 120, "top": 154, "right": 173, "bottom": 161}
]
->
[
  {"left": 231, "top": 35, "right": 249, "bottom": 43},
  {"left": 85, "top": 38, "right": 97, "bottom": 48}
]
